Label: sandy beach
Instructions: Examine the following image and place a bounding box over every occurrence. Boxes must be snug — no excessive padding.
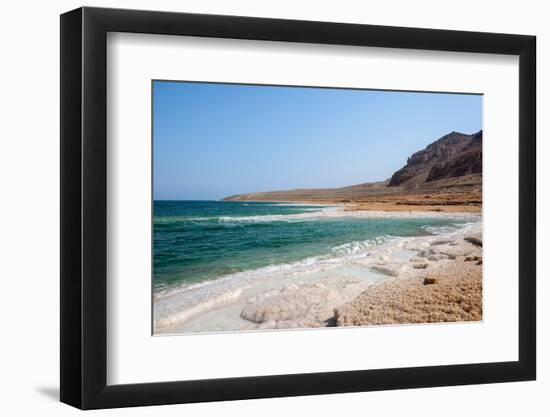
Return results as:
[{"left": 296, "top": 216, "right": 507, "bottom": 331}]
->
[{"left": 154, "top": 206, "right": 482, "bottom": 334}]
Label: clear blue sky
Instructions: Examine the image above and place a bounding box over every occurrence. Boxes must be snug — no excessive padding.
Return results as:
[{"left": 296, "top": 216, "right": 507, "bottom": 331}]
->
[{"left": 153, "top": 81, "right": 482, "bottom": 200}]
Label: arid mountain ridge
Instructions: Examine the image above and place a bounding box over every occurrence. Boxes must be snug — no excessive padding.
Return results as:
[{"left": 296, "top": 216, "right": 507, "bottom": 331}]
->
[
  {"left": 223, "top": 130, "right": 482, "bottom": 211},
  {"left": 389, "top": 131, "right": 482, "bottom": 187}
]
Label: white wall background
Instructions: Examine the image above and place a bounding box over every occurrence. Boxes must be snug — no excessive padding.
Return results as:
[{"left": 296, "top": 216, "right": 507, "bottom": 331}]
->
[{"left": 0, "top": 0, "right": 545, "bottom": 415}]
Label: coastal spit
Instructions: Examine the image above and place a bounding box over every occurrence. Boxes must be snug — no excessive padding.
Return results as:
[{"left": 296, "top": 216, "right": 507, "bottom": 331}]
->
[{"left": 223, "top": 131, "right": 482, "bottom": 213}]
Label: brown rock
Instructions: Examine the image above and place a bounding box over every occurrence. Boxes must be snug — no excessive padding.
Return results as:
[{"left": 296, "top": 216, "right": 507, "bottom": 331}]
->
[
  {"left": 389, "top": 131, "right": 482, "bottom": 187},
  {"left": 334, "top": 260, "right": 482, "bottom": 326},
  {"left": 465, "top": 256, "right": 481, "bottom": 262},
  {"left": 423, "top": 277, "right": 437, "bottom": 285},
  {"left": 464, "top": 236, "right": 482, "bottom": 247}
]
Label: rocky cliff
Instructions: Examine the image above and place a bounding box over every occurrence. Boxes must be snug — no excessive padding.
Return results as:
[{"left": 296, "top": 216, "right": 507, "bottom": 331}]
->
[{"left": 389, "top": 131, "right": 482, "bottom": 187}]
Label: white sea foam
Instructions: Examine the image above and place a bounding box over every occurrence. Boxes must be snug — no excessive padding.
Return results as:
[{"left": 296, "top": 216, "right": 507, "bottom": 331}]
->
[
  {"left": 155, "top": 206, "right": 480, "bottom": 225},
  {"left": 216, "top": 206, "right": 338, "bottom": 223},
  {"left": 260, "top": 202, "right": 335, "bottom": 207},
  {"left": 421, "top": 221, "right": 479, "bottom": 235},
  {"left": 213, "top": 206, "right": 480, "bottom": 224},
  {"left": 331, "top": 235, "right": 396, "bottom": 256}
]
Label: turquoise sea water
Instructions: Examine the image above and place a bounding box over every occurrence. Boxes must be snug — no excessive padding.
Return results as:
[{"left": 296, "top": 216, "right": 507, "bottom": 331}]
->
[{"left": 153, "top": 201, "right": 466, "bottom": 292}]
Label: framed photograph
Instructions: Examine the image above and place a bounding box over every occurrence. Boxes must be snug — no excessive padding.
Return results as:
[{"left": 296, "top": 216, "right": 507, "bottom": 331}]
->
[{"left": 60, "top": 6, "right": 536, "bottom": 409}]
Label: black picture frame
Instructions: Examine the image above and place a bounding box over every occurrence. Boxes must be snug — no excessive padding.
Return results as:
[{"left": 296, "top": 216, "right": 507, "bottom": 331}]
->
[{"left": 60, "top": 6, "right": 536, "bottom": 410}]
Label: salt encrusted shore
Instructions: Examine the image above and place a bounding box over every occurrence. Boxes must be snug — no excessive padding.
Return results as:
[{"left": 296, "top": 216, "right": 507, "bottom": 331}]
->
[
  {"left": 154, "top": 210, "right": 482, "bottom": 335},
  {"left": 335, "top": 254, "right": 482, "bottom": 326},
  {"left": 238, "top": 222, "right": 482, "bottom": 330}
]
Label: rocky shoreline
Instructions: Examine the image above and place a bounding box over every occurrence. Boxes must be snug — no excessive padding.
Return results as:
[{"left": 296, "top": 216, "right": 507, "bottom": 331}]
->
[
  {"left": 239, "top": 223, "right": 483, "bottom": 330},
  {"left": 334, "top": 250, "right": 482, "bottom": 326},
  {"left": 155, "top": 212, "right": 482, "bottom": 334}
]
